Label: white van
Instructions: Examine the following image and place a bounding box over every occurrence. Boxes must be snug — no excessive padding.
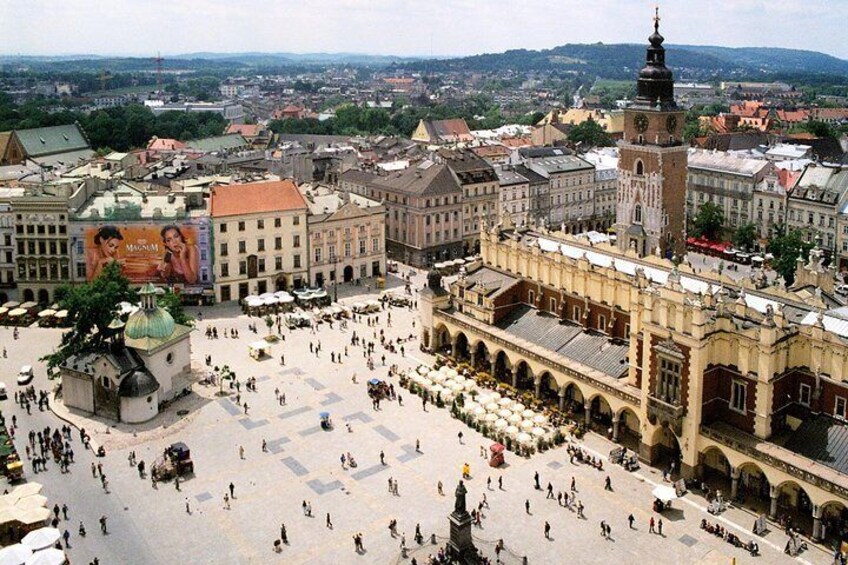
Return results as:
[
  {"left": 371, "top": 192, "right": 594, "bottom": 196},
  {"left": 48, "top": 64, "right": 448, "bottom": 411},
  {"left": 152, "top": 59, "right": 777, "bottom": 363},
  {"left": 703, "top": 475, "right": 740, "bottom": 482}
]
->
[{"left": 17, "top": 365, "right": 34, "bottom": 386}]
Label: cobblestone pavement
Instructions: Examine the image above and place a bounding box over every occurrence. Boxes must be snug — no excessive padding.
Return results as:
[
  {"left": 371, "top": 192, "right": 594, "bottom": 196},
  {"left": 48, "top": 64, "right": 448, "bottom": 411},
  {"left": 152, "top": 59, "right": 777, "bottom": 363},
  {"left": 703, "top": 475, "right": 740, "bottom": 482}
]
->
[{"left": 0, "top": 271, "right": 831, "bottom": 564}]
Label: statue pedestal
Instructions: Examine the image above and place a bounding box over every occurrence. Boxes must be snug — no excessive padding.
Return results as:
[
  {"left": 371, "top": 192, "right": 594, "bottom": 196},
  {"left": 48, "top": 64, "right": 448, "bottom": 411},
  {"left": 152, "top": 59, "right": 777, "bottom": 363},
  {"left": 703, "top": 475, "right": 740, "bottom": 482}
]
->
[{"left": 448, "top": 510, "right": 475, "bottom": 560}]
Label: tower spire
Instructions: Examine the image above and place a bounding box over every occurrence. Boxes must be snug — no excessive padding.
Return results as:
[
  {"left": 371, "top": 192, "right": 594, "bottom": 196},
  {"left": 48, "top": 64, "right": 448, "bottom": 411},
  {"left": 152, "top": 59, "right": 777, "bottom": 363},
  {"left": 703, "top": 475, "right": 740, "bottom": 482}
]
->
[{"left": 654, "top": 5, "right": 661, "bottom": 33}]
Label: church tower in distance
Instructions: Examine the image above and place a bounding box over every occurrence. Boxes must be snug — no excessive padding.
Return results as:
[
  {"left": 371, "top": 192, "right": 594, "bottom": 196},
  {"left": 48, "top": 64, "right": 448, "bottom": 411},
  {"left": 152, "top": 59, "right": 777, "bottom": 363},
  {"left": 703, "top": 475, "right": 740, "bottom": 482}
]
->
[{"left": 615, "top": 9, "right": 687, "bottom": 259}]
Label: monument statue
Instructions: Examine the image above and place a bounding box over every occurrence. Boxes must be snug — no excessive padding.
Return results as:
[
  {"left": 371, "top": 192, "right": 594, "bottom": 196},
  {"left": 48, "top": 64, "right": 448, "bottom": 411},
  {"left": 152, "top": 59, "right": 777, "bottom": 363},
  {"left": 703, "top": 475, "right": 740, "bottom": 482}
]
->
[{"left": 454, "top": 480, "right": 468, "bottom": 515}]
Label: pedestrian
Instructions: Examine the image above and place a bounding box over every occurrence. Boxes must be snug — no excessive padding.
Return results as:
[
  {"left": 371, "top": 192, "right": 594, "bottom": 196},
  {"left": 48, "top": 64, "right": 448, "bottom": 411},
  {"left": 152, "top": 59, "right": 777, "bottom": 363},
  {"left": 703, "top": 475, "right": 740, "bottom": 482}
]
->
[
  {"left": 62, "top": 504, "right": 69, "bottom": 520},
  {"left": 229, "top": 482, "right": 235, "bottom": 498},
  {"left": 174, "top": 476, "right": 180, "bottom": 491},
  {"left": 91, "top": 462, "right": 96, "bottom": 478},
  {"left": 498, "top": 476, "right": 503, "bottom": 490},
  {"left": 544, "top": 521, "right": 551, "bottom": 539},
  {"left": 239, "top": 446, "right": 245, "bottom": 460},
  {"left": 628, "top": 514, "right": 635, "bottom": 529},
  {"left": 605, "top": 476, "right": 612, "bottom": 491},
  {"left": 525, "top": 499, "right": 530, "bottom": 514},
  {"left": 600, "top": 520, "right": 607, "bottom": 538},
  {"left": 487, "top": 477, "right": 492, "bottom": 490},
  {"left": 62, "top": 529, "right": 70, "bottom": 548},
  {"left": 185, "top": 498, "right": 191, "bottom": 514},
  {"left": 223, "top": 493, "right": 230, "bottom": 509},
  {"left": 415, "top": 439, "right": 420, "bottom": 452},
  {"left": 534, "top": 471, "right": 540, "bottom": 490},
  {"left": 302, "top": 500, "right": 307, "bottom": 516},
  {"left": 437, "top": 481, "right": 444, "bottom": 496},
  {"left": 571, "top": 477, "right": 576, "bottom": 492},
  {"left": 280, "top": 523, "right": 288, "bottom": 544},
  {"left": 380, "top": 450, "right": 385, "bottom": 465},
  {"left": 557, "top": 492, "right": 563, "bottom": 506},
  {"left": 605, "top": 523, "right": 611, "bottom": 539},
  {"left": 649, "top": 517, "right": 655, "bottom": 533},
  {"left": 658, "top": 518, "right": 663, "bottom": 536},
  {"left": 458, "top": 431, "right": 463, "bottom": 444},
  {"left": 262, "top": 439, "right": 267, "bottom": 453},
  {"left": 99, "top": 515, "right": 107, "bottom": 535},
  {"left": 326, "top": 513, "right": 333, "bottom": 529},
  {"left": 243, "top": 403, "right": 249, "bottom": 415},
  {"left": 546, "top": 482, "right": 554, "bottom": 499}
]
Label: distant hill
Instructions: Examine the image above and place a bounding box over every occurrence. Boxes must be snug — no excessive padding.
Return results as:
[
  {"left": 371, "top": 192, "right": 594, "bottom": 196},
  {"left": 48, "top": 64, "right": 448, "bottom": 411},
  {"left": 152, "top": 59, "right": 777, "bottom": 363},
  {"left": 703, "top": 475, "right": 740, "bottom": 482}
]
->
[{"left": 399, "top": 43, "right": 848, "bottom": 79}]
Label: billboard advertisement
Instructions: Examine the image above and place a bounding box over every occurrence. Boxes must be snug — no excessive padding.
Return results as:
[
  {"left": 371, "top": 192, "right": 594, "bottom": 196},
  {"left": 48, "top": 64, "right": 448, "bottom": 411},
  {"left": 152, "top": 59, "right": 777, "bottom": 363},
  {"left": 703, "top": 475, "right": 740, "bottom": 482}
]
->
[{"left": 83, "top": 219, "right": 211, "bottom": 286}]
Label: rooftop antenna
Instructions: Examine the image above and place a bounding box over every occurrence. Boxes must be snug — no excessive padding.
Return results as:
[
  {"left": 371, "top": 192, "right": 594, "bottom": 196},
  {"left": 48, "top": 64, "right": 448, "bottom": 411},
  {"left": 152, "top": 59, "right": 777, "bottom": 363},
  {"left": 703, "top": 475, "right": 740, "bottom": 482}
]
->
[{"left": 152, "top": 52, "right": 165, "bottom": 93}]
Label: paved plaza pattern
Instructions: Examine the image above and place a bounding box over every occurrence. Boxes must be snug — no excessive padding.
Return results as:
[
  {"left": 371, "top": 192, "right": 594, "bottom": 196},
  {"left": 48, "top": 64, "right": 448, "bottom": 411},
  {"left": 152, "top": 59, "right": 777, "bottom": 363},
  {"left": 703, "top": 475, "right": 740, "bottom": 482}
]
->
[{"left": 0, "top": 270, "right": 834, "bottom": 564}]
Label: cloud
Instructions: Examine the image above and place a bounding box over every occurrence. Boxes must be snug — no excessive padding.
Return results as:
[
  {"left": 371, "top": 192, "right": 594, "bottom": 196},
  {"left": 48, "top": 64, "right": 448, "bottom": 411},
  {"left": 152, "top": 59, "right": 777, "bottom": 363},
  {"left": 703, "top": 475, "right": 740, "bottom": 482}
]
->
[{"left": 1, "top": 0, "right": 845, "bottom": 59}]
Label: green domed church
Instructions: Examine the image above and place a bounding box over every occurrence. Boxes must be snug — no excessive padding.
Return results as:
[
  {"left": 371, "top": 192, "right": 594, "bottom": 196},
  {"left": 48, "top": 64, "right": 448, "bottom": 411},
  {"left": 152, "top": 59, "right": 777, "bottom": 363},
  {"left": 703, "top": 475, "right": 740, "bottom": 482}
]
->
[{"left": 60, "top": 283, "right": 193, "bottom": 424}]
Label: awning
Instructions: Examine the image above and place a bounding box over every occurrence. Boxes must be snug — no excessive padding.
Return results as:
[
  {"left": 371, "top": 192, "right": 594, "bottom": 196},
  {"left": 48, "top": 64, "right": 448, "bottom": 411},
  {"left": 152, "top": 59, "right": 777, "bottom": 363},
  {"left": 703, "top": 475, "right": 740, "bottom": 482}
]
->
[{"left": 652, "top": 485, "right": 678, "bottom": 503}]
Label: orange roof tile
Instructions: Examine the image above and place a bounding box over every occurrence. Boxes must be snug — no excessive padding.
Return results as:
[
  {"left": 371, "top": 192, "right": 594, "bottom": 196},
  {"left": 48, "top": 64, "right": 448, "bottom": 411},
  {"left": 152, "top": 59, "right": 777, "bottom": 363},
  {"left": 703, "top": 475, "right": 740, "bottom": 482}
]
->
[
  {"left": 147, "top": 137, "right": 186, "bottom": 151},
  {"left": 225, "top": 124, "right": 262, "bottom": 137},
  {"left": 210, "top": 179, "right": 308, "bottom": 217}
]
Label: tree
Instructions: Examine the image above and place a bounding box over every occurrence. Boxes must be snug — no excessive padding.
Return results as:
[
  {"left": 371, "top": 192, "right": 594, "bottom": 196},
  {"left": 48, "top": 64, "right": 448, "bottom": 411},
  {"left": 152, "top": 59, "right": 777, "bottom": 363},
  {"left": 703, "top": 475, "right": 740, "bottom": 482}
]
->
[
  {"left": 733, "top": 223, "right": 758, "bottom": 251},
  {"left": 690, "top": 202, "right": 725, "bottom": 241},
  {"left": 157, "top": 290, "right": 194, "bottom": 327},
  {"left": 43, "top": 261, "right": 138, "bottom": 369},
  {"left": 567, "top": 120, "right": 613, "bottom": 147},
  {"left": 264, "top": 315, "right": 274, "bottom": 336},
  {"left": 766, "top": 228, "right": 815, "bottom": 286}
]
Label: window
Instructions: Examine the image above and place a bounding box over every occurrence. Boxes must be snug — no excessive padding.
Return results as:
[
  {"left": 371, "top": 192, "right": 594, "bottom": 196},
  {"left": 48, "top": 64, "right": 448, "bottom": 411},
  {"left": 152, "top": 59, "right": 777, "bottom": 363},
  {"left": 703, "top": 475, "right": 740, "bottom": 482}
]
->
[
  {"left": 634, "top": 204, "right": 642, "bottom": 224},
  {"left": 359, "top": 240, "right": 366, "bottom": 254},
  {"left": 599, "top": 315, "right": 606, "bottom": 332},
  {"left": 730, "top": 380, "right": 747, "bottom": 413},
  {"left": 550, "top": 298, "right": 557, "bottom": 312},
  {"left": 257, "top": 239, "right": 265, "bottom": 252},
  {"left": 360, "top": 264, "right": 367, "bottom": 278},
  {"left": 293, "top": 235, "right": 301, "bottom": 248},
  {"left": 257, "top": 219, "right": 264, "bottom": 230},
  {"left": 344, "top": 242, "right": 351, "bottom": 257},
  {"left": 314, "top": 248, "right": 322, "bottom": 262},
  {"left": 76, "top": 263, "right": 86, "bottom": 278},
  {"left": 528, "top": 290, "right": 535, "bottom": 305},
  {"left": 258, "top": 258, "right": 265, "bottom": 273},
  {"left": 624, "top": 324, "right": 630, "bottom": 339},
  {"left": 573, "top": 305, "right": 581, "bottom": 322},
  {"left": 657, "top": 358, "right": 681, "bottom": 405},
  {"left": 799, "top": 383, "right": 812, "bottom": 407},
  {"left": 220, "top": 243, "right": 228, "bottom": 257},
  {"left": 275, "top": 257, "right": 283, "bottom": 271},
  {"left": 238, "top": 221, "right": 245, "bottom": 232},
  {"left": 275, "top": 237, "right": 282, "bottom": 250},
  {"left": 372, "top": 238, "right": 379, "bottom": 252},
  {"left": 238, "top": 241, "right": 246, "bottom": 254},
  {"left": 292, "top": 216, "right": 300, "bottom": 226},
  {"left": 166, "top": 352, "right": 174, "bottom": 365},
  {"left": 274, "top": 218, "right": 281, "bottom": 228},
  {"left": 102, "top": 376, "right": 110, "bottom": 389},
  {"left": 835, "top": 397, "right": 846, "bottom": 420},
  {"left": 293, "top": 254, "right": 301, "bottom": 269},
  {"left": 635, "top": 160, "right": 644, "bottom": 175},
  {"left": 238, "top": 261, "right": 246, "bottom": 276}
]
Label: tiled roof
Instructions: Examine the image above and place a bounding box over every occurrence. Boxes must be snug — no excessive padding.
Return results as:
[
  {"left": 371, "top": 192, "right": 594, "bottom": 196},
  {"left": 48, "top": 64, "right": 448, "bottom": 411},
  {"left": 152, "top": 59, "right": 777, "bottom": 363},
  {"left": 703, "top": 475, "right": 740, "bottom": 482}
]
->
[
  {"left": 463, "top": 267, "right": 518, "bottom": 298},
  {"left": 687, "top": 149, "right": 772, "bottom": 177},
  {"left": 210, "top": 179, "right": 308, "bottom": 217},
  {"left": 15, "top": 124, "right": 90, "bottom": 157},
  {"left": 185, "top": 134, "right": 248, "bottom": 153},
  {"left": 496, "top": 305, "right": 628, "bottom": 378},
  {"left": 370, "top": 160, "right": 460, "bottom": 196},
  {"left": 339, "top": 169, "right": 378, "bottom": 185},
  {"left": 147, "top": 137, "right": 186, "bottom": 151},
  {"left": 783, "top": 415, "right": 848, "bottom": 476},
  {"left": 225, "top": 124, "right": 263, "bottom": 137}
]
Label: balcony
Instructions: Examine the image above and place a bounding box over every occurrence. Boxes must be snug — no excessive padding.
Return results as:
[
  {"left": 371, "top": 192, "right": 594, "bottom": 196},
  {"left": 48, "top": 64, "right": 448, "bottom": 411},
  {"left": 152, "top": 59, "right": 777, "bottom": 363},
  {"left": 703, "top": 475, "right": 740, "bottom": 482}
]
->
[{"left": 647, "top": 395, "right": 685, "bottom": 435}]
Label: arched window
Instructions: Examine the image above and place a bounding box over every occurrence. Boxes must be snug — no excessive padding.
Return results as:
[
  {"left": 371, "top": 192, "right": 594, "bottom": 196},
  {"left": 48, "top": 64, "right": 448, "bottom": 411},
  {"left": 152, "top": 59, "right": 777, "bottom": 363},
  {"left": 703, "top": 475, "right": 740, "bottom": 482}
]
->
[
  {"left": 635, "top": 160, "right": 644, "bottom": 176},
  {"left": 634, "top": 204, "right": 642, "bottom": 224}
]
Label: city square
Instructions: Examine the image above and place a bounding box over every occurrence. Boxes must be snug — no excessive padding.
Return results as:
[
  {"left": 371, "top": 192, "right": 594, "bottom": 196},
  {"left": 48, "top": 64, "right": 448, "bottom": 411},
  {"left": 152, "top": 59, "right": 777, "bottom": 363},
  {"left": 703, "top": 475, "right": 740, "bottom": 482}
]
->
[{"left": 0, "top": 269, "right": 836, "bottom": 564}]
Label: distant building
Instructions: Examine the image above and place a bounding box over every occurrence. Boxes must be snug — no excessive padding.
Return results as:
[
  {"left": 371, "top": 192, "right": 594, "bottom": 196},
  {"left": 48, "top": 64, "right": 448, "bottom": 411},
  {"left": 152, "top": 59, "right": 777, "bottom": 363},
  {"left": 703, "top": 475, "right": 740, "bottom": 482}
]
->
[
  {"left": 146, "top": 100, "right": 245, "bottom": 125},
  {"left": 411, "top": 119, "right": 474, "bottom": 145},
  {"left": 0, "top": 124, "right": 94, "bottom": 169},
  {"left": 787, "top": 163, "right": 848, "bottom": 257}
]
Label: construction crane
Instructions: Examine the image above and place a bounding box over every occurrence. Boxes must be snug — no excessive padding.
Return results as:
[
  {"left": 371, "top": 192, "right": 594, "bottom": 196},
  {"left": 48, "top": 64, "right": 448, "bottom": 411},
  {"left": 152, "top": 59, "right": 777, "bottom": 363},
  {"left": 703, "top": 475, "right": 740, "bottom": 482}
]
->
[
  {"left": 99, "top": 71, "right": 113, "bottom": 92},
  {"left": 152, "top": 52, "right": 165, "bottom": 93}
]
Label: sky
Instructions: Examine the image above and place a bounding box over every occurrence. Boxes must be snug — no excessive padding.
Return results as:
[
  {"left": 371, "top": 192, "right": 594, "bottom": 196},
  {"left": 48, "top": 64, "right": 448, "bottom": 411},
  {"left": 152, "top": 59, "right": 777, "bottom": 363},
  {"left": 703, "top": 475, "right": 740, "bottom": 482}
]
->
[{"left": 2, "top": 0, "right": 848, "bottom": 60}]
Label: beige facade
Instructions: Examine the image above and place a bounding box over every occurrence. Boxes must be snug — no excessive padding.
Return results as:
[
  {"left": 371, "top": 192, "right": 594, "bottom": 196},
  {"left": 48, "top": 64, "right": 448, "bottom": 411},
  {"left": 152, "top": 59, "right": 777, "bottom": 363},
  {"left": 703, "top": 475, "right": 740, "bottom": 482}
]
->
[
  {"left": 210, "top": 180, "right": 308, "bottom": 302},
  {"left": 422, "top": 225, "right": 848, "bottom": 543},
  {"left": 527, "top": 155, "right": 595, "bottom": 231},
  {"left": 787, "top": 164, "right": 848, "bottom": 256},
  {"left": 303, "top": 185, "right": 386, "bottom": 287}
]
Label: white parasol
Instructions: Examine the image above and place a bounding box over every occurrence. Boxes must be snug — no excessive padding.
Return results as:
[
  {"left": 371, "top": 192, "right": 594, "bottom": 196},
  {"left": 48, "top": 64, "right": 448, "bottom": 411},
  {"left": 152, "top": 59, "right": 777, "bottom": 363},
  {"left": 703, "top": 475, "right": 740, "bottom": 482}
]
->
[
  {"left": 463, "top": 381, "right": 477, "bottom": 392},
  {"left": 516, "top": 432, "right": 533, "bottom": 444},
  {"left": 24, "top": 549, "right": 66, "bottom": 565},
  {"left": 473, "top": 406, "right": 486, "bottom": 417},
  {"left": 521, "top": 409, "right": 535, "bottom": 419},
  {"left": 652, "top": 485, "right": 678, "bottom": 503},
  {"left": 494, "top": 418, "right": 508, "bottom": 429},
  {"left": 10, "top": 484, "right": 43, "bottom": 500},
  {"left": 531, "top": 427, "right": 547, "bottom": 437},
  {"left": 505, "top": 425, "right": 520, "bottom": 437},
  {"left": 36, "top": 309, "right": 56, "bottom": 318},
  {"left": 446, "top": 368, "right": 459, "bottom": 379},
  {"left": 485, "top": 402, "right": 499, "bottom": 413},
  {"left": 476, "top": 395, "right": 491, "bottom": 406},
  {"left": 14, "top": 508, "right": 50, "bottom": 526},
  {"left": 16, "top": 495, "right": 47, "bottom": 509},
  {"left": 21, "top": 528, "right": 60, "bottom": 551},
  {"left": 520, "top": 420, "right": 534, "bottom": 430},
  {"left": 497, "top": 409, "right": 513, "bottom": 419},
  {"left": 513, "top": 403, "right": 526, "bottom": 412},
  {"left": 0, "top": 544, "right": 32, "bottom": 565},
  {"left": 7, "top": 308, "right": 26, "bottom": 317},
  {"left": 417, "top": 366, "right": 430, "bottom": 375},
  {"left": 449, "top": 382, "right": 464, "bottom": 392},
  {"left": 54, "top": 310, "right": 68, "bottom": 319},
  {"left": 508, "top": 413, "right": 522, "bottom": 424},
  {"left": 498, "top": 397, "right": 513, "bottom": 407},
  {"left": 489, "top": 392, "right": 502, "bottom": 401},
  {"left": 533, "top": 414, "right": 548, "bottom": 425}
]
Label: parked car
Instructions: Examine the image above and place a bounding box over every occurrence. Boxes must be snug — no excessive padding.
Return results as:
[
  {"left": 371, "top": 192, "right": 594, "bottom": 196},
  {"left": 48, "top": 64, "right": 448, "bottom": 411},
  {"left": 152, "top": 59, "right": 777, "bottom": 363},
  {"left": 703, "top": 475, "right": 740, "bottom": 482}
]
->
[{"left": 16, "top": 366, "right": 33, "bottom": 386}]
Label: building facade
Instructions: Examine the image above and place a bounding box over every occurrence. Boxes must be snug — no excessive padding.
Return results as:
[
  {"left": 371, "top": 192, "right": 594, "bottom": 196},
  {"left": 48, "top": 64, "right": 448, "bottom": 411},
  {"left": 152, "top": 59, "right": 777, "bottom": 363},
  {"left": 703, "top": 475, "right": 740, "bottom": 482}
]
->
[
  {"left": 302, "top": 184, "right": 386, "bottom": 287},
  {"left": 787, "top": 164, "right": 848, "bottom": 257},
  {"left": 210, "top": 180, "right": 308, "bottom": 302},
  {"left": 0, "top": 188, "right": 24, "bottom": 302}
]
